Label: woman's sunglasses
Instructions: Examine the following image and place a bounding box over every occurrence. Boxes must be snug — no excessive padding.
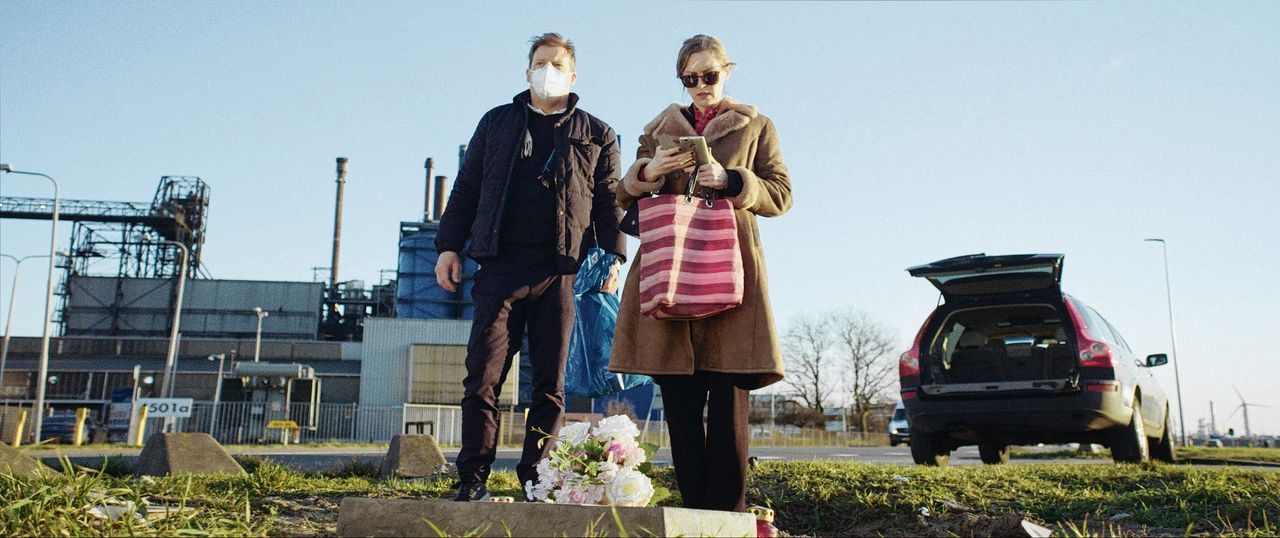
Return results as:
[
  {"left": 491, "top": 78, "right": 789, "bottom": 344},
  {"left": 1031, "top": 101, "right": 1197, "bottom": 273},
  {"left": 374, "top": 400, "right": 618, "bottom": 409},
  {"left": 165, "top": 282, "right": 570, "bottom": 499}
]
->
[{"left": 678, "top": 70, "right": 721, "bottom": 88}]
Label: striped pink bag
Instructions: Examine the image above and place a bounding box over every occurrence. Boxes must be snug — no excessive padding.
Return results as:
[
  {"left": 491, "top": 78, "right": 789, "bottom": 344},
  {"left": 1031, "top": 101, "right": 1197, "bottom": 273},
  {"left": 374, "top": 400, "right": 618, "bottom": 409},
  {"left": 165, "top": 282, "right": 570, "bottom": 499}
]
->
[{"left": 636, "top": 193, "right": 744, "bottom": 320}]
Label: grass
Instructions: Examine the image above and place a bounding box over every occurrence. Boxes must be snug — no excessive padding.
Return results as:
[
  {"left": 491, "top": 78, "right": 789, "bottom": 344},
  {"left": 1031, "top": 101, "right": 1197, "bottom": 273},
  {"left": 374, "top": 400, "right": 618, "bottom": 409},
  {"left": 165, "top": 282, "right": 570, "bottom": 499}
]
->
[
  {"left": 1009, "top": 446, "right": 1280, "bottom": 465},
  {"left": 751, "top": 461, "right": 1280, "bottom": 537},
  {"left": 3, "top": 456, "right": 1278, "bottom": 537},
  {"left": 1011, "top": 447, "right": 1113, "bottom": 460},
  {"left": 1179, "top": 447, "right": 1280, "bottom": 464}
]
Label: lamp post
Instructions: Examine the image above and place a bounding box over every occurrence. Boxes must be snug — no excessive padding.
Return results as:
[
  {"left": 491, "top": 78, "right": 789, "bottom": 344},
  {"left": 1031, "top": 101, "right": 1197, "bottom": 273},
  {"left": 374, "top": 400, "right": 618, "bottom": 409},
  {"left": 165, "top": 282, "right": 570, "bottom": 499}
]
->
[
  {"left": 0, "top": 254, "right": 50, "bottom": 396},
  {"left": 207, "top": 352, "right": 232, "bottom": 440},
  {"left": 252, "top": 307, "right": 269, "bottom": 362},
  {"left": 143, "top": 236, "right": 190, "bottom": 400},
  {"left": 1, "top": 164, "right": 60, "bottom": 444},
  {"left": 1145, "top": 238, "right": 1186, "bottom": 447}
]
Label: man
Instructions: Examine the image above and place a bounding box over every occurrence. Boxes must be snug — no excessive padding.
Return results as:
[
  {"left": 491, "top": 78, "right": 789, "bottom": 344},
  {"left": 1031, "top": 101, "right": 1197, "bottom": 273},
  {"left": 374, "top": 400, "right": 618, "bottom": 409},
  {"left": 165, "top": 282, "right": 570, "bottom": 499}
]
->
[{"left": 434, "top": 32, "right": 625, "bottom": 501}]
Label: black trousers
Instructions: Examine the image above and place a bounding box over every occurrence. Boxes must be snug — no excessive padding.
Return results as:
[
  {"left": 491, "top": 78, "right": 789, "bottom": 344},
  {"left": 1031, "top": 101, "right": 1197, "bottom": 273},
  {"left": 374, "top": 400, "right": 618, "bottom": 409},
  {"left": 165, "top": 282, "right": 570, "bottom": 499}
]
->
[
  {"left": 455, "top": 264, "right": 575, "bottom": 484},
  {"left": 657, "top": 372, "right": 750, "bottom": 512}
]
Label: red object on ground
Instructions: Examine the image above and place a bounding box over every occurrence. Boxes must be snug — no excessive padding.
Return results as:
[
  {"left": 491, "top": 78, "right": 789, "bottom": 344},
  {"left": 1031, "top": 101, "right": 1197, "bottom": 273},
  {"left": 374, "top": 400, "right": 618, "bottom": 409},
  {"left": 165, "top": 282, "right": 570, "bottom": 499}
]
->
[{"left": 749, "top": 506, "right": 778, "bottom": 538}]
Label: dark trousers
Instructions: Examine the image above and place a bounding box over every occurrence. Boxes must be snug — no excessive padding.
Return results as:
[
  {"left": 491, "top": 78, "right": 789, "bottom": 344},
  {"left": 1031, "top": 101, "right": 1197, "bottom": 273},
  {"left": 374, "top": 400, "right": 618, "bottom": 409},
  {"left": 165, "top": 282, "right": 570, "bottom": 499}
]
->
[
  {"left": 657, "top": 372, "right": 750, "bottom": 512},
  {"left": 456, "top": 265, "right": 575, "bottom": 484}
]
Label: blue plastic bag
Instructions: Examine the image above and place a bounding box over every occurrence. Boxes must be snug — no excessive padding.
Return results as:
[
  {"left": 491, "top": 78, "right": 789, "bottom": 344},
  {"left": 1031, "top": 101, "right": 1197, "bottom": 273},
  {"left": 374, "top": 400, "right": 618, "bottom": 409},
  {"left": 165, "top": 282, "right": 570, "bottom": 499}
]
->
[{"left": 564, "top": 248, "right": 653, "bottom": 397}]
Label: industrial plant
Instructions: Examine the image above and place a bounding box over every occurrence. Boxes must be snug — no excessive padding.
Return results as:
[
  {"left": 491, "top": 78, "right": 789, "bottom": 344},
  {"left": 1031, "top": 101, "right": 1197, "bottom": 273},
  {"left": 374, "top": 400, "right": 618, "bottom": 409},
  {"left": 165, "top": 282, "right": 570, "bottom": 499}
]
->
[{"left": 0, "top": 151, "right": 655, "bottom": 445}]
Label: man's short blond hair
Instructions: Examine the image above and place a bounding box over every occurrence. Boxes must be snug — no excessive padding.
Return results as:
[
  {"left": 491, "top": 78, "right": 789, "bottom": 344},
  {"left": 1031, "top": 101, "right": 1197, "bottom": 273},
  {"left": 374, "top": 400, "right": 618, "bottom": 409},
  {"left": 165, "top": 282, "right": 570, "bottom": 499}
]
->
[{"left": 528, "top": 33, "right": 576, "bottom": 70}]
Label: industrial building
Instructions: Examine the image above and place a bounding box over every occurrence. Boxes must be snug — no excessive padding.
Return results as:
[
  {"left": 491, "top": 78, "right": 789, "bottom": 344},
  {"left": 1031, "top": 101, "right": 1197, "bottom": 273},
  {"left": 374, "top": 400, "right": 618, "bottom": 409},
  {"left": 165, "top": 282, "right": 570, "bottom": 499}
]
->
[{"left": 0, "top": 155, "right": 657, "bottom": 444}]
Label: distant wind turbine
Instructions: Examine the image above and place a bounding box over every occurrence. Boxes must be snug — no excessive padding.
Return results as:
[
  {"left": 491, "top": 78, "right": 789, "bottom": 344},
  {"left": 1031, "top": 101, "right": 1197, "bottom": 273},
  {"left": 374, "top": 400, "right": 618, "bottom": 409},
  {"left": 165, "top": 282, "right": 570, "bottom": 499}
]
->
[{"left": 1223, "top": 385, "right": 1272, "bottom": 438}]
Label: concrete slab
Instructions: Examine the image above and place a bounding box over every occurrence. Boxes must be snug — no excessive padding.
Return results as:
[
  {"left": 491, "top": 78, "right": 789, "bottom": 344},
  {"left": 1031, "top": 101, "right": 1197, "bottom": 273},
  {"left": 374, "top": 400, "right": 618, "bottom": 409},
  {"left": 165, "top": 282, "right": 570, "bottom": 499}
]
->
[
  {"left": 379, "top": 434, "right": 447, "bottom": 479},
  {"left": 0, "top": 442, "right": 50, "bottom": 479},
  {"left": 135, "top": 433, "right": 245, "bottom": 476},
  {"left": 336, "top": 497, "right": 756, "bottom": 537}
]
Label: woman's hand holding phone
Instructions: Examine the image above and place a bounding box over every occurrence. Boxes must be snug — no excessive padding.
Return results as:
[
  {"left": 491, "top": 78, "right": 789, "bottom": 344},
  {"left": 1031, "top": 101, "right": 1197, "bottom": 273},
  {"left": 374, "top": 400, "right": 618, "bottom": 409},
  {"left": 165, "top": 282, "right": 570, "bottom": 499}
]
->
[{"left": 644, "top": 145, "right": 695, "bottom": 181}]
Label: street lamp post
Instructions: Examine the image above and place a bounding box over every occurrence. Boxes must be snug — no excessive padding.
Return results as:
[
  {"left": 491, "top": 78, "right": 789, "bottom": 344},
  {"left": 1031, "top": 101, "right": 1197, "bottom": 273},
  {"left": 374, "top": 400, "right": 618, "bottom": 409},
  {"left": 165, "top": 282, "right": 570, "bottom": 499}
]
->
[
  {"left": 1146, "top": 238, "right": 1187, "bottom": 447},
  {"left": 1, "top": 164, "right": 60, "bottom": 444},
  {"left": 144, "top": 236, "right": 190, "bottom": 400},
  {"left": 208, "top": 351, "right": 233, "bottom": 440},
  {"left": 252, "top": 307, "right": 269, "bottom": 362},
  {"left": 0, "top": 254, "right": 50, "bottom": 396}
]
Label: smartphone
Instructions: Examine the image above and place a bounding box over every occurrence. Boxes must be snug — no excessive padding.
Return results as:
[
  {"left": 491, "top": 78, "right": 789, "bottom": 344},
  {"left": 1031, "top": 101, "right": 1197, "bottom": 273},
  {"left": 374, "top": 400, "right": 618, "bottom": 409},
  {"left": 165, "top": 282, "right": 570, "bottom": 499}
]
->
[
  {"left": 676, "top": 136, "right": 711, "bottom": 166},
  {"left": 657, "top": 135, "right": 711, "bottom": 166}
]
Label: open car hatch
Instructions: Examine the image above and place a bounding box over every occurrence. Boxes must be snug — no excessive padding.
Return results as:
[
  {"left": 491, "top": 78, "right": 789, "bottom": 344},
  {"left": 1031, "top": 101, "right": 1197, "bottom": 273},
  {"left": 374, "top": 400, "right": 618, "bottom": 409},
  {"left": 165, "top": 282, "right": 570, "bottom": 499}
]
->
[{"left": 907, "top": 253, "right": 1064, "bottom": 299}]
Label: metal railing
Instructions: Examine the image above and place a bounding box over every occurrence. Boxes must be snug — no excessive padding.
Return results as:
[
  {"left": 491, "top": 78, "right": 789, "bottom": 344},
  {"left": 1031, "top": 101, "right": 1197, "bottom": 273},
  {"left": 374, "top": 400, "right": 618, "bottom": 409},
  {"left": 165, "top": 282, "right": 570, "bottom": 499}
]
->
[{"left": 5, "top": 399, "right": 893, "bottom": 448}]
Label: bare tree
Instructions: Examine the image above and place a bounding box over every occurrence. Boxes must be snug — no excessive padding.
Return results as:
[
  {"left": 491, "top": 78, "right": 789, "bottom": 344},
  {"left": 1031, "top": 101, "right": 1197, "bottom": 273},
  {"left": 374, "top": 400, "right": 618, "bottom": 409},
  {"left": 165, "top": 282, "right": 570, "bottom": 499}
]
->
[
  {"left": 830, "top": 309, "right": 899, "bottom": 432},
  {"left": 781, "top": 314, "right": 835, "bottom": 412}
]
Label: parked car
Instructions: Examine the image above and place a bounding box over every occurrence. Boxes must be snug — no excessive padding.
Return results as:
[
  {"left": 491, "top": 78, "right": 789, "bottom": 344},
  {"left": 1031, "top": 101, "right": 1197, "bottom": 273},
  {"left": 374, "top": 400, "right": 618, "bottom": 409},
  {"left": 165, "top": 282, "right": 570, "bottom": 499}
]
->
[
  {"left": 39, "top": 414, "right": 98, "bottom": 444},
  {"left": 898, "top": 253, "right": 1174, "bottom": 466},
  {"left": 888, "top": 401, "right": 910, "bottom": 446}
]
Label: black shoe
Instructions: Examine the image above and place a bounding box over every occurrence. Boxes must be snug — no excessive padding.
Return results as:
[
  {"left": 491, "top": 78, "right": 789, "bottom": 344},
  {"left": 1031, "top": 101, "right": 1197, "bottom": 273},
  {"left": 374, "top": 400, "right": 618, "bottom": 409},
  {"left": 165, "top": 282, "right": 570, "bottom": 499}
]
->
[{"left": 454, "top": 481, "right": 490, "bottom": 502}]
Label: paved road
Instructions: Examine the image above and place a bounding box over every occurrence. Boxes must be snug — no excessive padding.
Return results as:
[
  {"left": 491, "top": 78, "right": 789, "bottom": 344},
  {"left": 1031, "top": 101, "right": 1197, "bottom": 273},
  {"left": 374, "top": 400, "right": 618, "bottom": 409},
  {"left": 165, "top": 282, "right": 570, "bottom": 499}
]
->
[{"left": 37, "top": 444, "right": 1161, "bottom": 473}]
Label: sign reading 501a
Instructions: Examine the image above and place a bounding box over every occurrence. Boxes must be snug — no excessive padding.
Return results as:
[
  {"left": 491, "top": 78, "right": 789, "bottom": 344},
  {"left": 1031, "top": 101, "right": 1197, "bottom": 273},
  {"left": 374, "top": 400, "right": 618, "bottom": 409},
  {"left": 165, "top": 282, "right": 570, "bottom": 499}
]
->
[{"left": 136, "top": 398, "right": 194, "bottom": 418}]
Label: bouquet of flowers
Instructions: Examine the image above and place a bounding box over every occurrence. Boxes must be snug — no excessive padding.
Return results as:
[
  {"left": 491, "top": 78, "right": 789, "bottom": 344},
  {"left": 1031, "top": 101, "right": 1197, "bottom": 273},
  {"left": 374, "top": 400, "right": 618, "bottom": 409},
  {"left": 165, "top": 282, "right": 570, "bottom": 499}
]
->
[{"left": 525, "top": 415, "right": 668, "bottom": 506}]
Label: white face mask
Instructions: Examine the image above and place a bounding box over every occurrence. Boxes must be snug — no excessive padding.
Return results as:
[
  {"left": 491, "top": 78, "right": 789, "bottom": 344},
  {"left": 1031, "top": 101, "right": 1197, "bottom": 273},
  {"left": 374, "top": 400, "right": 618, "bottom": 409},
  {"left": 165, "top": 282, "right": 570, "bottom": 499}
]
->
[{"left": 529, "top": 64, "right": 571, "bottom": 100}]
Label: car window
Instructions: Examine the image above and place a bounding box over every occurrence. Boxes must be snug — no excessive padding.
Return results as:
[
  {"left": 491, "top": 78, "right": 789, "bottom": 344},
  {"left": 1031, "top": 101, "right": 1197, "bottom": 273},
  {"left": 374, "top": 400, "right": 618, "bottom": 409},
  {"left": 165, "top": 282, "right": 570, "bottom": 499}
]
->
[
  {"left": 1099, "top": 315, "right": 1133, "bottom": 353},
  {"left": 891, "top": 408, "right": 906, "bottom": 421},
  {"left": 1080, "top": 306, "right": 1117, "bottom": 344}
]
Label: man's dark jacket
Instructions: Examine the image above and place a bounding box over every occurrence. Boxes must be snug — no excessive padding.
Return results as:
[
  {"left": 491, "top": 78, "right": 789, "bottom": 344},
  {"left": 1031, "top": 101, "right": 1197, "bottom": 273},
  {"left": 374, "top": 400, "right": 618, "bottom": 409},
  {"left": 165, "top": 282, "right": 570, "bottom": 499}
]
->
[{"left": 435, "top": 91, "right": 626, "bottom": 272}]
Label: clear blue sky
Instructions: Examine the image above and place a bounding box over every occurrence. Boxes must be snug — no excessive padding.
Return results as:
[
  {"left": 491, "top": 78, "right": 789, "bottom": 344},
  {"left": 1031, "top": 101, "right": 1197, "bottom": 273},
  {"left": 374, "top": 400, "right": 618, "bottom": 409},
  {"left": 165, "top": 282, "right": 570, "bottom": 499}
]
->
[{"left": 2, "top": 2, "right": 1277, "bottom": 435}]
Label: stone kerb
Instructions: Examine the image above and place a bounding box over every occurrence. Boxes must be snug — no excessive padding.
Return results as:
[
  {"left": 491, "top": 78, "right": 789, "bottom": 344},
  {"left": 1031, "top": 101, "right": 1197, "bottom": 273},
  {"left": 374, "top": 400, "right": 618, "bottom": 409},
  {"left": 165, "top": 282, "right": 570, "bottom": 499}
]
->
[
  {"left": 135, "top": 433, "right": 246, "bottom": 476},
  {"left": 337, "top": 497, "right": 757, "bottom": 537},
  {"left": 379, "top": 434, "right": 448, "bottom": 479},
  {"left": 0, "top": 442, "right": 51, "bottom": 479}
]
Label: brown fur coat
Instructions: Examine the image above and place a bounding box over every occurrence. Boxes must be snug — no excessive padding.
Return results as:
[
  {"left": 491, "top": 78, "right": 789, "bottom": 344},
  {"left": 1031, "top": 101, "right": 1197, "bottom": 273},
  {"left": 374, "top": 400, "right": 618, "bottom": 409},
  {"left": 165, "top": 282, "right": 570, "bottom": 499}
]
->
[{"left": 608, "top": 97, "right": 792, "bottom": 389}]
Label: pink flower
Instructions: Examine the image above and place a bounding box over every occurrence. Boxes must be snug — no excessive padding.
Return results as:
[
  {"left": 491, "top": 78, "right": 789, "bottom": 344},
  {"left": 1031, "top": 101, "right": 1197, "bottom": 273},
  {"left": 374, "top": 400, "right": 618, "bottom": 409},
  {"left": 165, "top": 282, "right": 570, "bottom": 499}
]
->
[{"left": 605, "top": 440, "right": 628, "bottom": 462}]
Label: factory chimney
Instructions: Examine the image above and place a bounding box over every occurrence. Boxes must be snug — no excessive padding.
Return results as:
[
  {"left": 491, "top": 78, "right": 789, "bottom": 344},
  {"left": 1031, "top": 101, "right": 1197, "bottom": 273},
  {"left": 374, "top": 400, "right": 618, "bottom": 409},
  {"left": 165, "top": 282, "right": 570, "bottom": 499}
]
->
[
  {"left": 433, "top": 176, "right": 449, "bottom": 221},
  {"left": 330, "top": 157, "right": 348, "bottom": 313},
  {"left": 423, "top": 158, "right": 434, "bottom": 222}
]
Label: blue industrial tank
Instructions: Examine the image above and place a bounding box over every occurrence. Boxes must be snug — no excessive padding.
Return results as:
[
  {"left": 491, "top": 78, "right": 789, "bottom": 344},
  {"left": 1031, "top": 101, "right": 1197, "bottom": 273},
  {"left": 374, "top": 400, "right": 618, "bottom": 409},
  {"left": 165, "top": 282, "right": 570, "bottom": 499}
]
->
[{"left": 395, "top": 223, "right": 478, "bottom": 319}]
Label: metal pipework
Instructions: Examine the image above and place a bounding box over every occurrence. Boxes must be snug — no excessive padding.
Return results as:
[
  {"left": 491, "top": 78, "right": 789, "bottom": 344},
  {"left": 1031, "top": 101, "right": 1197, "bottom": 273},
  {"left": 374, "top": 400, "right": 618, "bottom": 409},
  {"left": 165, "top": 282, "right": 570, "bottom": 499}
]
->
[
  {"left": 424, "top": 158, "right": 434, "bottom": 222},
  {"left": 330, "top": 157, "right": 348, "bottom": 313},
  {"left": 433, "top": 176, "right": 449, "bottom": 221}
]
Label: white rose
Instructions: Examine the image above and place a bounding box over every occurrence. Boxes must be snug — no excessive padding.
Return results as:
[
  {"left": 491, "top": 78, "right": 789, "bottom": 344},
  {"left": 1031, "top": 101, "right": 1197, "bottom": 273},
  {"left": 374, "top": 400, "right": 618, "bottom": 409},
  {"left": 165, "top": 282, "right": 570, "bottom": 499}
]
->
[
  {"left": 597, "top": 461, "right": 620, "bottom": 483},
  {"left": 606, "top": 469, "right": 654, "bottom": 507},
  {"left": 557, "top": 422, "right": 592, "bottom": 446},
  {"left": 592, "top": 414, "right": 640, "bottom": 442},
  {"left": 622, "top": 443, "right": 647, "bottom": 467}
]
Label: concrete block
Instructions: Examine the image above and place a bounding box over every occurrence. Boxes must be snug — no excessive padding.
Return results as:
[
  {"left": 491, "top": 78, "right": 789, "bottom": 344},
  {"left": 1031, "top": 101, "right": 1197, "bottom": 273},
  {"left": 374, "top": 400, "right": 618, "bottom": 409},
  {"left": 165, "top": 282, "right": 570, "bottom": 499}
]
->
[
  {"left": 0, "top": 442, "right": 50, "bottom": 479},
  {"left": 135, "top": 433, "right": 245, "bottom": 476},
  {"left": 336, "top": 497, "right": 756, "bottom": 537},
  {"left": 379, "top": 434, "right": 447, "bottom": 478}
]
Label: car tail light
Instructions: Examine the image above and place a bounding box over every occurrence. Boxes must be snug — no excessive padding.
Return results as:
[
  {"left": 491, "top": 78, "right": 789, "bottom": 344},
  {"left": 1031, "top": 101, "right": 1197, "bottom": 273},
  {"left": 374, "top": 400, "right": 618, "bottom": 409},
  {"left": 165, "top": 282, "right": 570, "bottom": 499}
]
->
[
  {"left": 899, "top": 313, "right": 935, "bottom": 378},
  {"left": 1078, "top": 341, "right": 1114, "bottom": 368},
  {"left": 899, "top": 351, "right": 919, "bottom": 377},
  {"left": 1063, "top": 298, "right": 1114, "bottom": 368},
  {"left": 901, "top": 390, "right": 918, "bottom": 400},
  {"left": 1086, "top": 382, "right": 1119, "bottom": 392}
]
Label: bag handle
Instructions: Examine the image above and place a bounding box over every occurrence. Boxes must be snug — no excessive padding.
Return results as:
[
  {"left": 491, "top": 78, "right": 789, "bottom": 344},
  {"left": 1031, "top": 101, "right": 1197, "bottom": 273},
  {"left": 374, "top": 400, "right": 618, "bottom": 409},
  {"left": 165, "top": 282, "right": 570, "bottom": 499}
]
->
[{"left": 682, "top": 164, "right": 718, "bottom": 207}]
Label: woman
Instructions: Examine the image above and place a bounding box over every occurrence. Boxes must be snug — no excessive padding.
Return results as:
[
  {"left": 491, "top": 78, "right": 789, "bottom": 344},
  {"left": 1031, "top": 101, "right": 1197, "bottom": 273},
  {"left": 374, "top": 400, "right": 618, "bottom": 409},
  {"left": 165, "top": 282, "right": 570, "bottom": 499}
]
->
[{"left": 609, "top": 34, "right": 792, "bottom": 512}]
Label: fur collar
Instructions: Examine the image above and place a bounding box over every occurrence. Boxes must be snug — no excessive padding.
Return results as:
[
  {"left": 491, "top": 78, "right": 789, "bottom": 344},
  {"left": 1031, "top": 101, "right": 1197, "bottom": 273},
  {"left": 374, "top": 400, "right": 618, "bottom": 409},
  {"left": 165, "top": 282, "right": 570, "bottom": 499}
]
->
[{"left": 642, "top": 97, "right": 758, "bottom": 144}]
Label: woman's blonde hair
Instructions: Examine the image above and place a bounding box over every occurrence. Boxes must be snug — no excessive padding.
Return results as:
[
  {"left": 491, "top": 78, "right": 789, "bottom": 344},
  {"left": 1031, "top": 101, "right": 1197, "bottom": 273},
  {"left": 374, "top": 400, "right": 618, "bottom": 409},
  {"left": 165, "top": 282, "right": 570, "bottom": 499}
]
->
[{"left": 676, "top": 34, "right": 735, "bottom": 74}]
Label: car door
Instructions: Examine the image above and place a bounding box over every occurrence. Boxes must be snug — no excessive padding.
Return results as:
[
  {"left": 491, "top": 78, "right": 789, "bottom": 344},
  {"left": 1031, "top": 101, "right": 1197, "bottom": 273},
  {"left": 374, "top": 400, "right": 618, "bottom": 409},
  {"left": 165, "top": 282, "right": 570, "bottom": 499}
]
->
[
  {"left": 906, "top": 253, "right": 1065, "bottom": 300},
  {"left": 1099, "top": 313, "right": 1168, "bottom": 430}
]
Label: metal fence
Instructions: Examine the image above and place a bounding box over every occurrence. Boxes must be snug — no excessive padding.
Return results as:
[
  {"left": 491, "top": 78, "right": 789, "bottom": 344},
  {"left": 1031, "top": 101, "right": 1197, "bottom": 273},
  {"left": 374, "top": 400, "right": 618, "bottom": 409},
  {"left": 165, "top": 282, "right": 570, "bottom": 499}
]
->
[
  {"left": 149, "top": 402, "right": 456, "bottom": 445},
  {"left": 5, "top": 399, "right": 899, "bottom": 448}
]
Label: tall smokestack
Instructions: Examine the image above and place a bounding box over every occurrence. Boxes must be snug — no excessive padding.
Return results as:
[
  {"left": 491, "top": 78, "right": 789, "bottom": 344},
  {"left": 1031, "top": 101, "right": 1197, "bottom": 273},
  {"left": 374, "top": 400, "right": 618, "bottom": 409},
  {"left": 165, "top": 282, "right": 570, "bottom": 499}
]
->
[
  {"left": 423, "top": 158, "right": 434, "bottom": 222},
  {"left": 331, "top": 157, "right": 348, "bottom": 313},
  {"left": 433, "top": 176, "right": 449, "bottom": 221}
]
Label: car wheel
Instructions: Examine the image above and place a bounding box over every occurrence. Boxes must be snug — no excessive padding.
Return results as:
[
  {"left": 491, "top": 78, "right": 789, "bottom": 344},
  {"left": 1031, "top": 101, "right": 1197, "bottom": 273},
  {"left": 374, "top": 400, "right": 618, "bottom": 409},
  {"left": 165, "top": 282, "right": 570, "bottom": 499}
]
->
[
  {"left": 978, "top": 443, "right": 1011, "bottom": 464},
  {"left": 890, "top": 440, "right": 899, "bottom": 447},
  {"left": 1111, "top": 400, "right": 1149, "bottom": 463},
  {"left": 910, "top": 433, "right": 951, "bottom": 467},
  {"left": 1150, "top": 409, "right": 1176, "bottom": 463}
]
